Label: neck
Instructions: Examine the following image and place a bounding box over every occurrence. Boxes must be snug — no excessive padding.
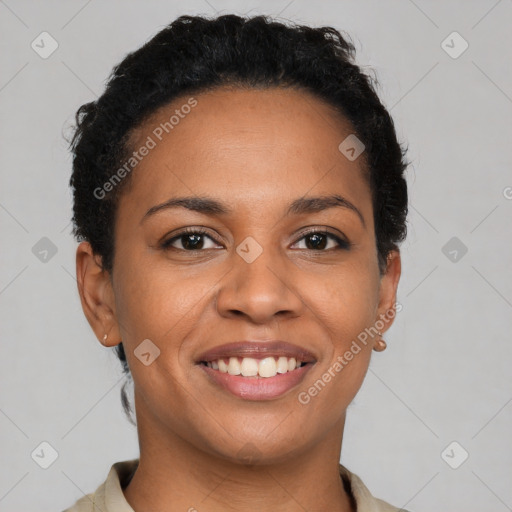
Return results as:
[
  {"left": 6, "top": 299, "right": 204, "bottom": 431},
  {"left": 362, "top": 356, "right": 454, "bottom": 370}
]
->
[{"left": 124, "top": 398, "right": 354, "bottom": 512}]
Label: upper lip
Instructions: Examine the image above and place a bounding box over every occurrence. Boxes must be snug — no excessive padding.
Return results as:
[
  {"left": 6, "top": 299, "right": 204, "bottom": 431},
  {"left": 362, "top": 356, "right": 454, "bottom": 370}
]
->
[{"left": 196, "top": 341, "right": 317, "bottom": 363}]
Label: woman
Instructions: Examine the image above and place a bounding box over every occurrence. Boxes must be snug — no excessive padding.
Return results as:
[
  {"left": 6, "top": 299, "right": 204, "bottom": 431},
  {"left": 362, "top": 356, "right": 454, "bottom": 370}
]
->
[{"left": 64, "top": 13, "right": 409, "bottom": 512}]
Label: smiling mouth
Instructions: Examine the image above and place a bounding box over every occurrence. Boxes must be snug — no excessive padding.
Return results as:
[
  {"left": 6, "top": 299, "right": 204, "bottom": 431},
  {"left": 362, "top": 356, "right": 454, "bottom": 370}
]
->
[{"left": 199, "top": 356, "right": 310, "bottom": 378}]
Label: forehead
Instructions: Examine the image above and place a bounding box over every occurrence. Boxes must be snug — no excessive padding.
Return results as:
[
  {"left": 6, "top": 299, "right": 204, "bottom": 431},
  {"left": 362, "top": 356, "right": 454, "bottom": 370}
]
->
[{"left": 121, "top": 86, "right": 372, "bottom": 221}]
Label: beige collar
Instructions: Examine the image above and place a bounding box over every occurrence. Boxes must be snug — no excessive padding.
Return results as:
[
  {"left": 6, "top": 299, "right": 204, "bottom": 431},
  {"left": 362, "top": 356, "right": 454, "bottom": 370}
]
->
[{"left": 64, "top": 459, "right": 406, "bottom": 512}]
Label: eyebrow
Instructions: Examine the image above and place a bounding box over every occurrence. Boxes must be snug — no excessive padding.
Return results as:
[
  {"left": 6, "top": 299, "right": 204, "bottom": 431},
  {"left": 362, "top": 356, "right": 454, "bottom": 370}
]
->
[{"left": 142, "top": 194, "right": 365, "bottom": 227}]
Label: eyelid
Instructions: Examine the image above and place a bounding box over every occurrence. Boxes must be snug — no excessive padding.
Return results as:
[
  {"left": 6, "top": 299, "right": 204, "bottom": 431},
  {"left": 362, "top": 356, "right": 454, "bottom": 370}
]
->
[{"left": 293, "top": 225, "right": 348, "bottom": 241}]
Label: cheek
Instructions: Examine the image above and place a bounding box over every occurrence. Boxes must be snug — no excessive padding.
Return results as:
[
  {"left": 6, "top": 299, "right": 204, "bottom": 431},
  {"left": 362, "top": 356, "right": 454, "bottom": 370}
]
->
[
  {"left": 112, "top": 255, "right": 227, "bottom": 384},
  {"left": 307, "top": 259, "right": 379, "bottom": 397},
  {"left": 310, "top": 258, "right": 380, "bottom": 346},
  {"left": 113, "top": 256, "right": 197, "bottom": 338}
]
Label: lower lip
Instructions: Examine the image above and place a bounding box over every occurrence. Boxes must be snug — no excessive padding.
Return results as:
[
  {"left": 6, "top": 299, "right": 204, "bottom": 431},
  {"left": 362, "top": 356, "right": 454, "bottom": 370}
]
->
[{"left": 199, "top": 363, "right": 314, "bottom": 400}]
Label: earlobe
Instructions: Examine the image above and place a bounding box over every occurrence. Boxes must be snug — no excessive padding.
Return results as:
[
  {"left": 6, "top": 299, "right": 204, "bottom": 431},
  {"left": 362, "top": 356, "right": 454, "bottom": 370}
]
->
[
  {"left": 75, "top": 241, "right": 121, "bottom": 347},
  {"left": 372, "top": 331, "right": 387, "bottom": 352},
  {"left": 375, "top": 249, "right": 402, "bottom": 335}
]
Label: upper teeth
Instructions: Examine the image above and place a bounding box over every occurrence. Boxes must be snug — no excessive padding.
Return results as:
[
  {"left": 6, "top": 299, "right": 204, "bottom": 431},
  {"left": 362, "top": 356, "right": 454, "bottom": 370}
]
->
[{"left": 206, "top": 356, "right": 302, "bottom": 378}]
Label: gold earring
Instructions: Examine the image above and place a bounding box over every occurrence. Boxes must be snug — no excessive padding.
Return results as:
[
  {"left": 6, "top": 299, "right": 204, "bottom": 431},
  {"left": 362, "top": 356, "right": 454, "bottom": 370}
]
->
[{"left": 373, "top": 331, "right": 387, "bottom": 352}]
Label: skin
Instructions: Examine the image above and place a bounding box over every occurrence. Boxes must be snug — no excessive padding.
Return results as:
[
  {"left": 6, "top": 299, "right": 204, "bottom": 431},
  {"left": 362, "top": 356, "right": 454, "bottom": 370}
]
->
[{"left": 76, "top": 86, "right": 401, "bottom": 512}]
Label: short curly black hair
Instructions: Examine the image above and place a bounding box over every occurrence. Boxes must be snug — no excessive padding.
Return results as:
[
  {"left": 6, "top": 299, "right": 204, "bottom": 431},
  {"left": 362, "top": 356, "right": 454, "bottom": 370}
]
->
[{"left": 69, "top": 13, "right": 408, "bottom": 422}]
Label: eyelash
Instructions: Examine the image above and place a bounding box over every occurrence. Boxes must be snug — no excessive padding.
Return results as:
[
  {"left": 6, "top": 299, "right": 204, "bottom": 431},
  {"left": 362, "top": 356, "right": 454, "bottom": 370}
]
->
[{"left": 161, "top": 227, "right": 351, "bottom": 252}]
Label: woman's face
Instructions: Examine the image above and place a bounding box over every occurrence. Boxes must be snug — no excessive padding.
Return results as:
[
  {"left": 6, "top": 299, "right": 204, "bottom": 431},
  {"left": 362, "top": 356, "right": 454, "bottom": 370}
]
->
[{"left": 82, "top": 86, "right": 400, "bottom": 463}]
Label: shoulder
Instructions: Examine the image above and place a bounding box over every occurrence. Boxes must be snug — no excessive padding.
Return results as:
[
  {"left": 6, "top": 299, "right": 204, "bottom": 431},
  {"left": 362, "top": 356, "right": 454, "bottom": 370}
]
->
[
  {"left": 61, "top": 459, "right": 139, "bottom": 512},
  {"left": 339, "top": 464, "right": 412, "bottom": 512},
  {"left": 61, "top": 488, "right": 99, "bottom": 512},
  {"left": 63, "top": 459, "right": 406, "bottom": 512}
]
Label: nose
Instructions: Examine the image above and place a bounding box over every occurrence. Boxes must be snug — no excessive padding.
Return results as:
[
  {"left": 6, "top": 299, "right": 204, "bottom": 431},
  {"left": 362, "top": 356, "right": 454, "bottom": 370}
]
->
[{"left": 215, "top": 246, "right": 305, "bottom": 324}]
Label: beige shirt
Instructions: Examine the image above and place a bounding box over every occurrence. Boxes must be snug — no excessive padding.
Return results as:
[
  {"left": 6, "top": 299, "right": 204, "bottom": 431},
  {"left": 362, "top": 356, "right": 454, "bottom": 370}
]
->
[{"left": 62, "top": 459, "right": 408, "bottom": 512}]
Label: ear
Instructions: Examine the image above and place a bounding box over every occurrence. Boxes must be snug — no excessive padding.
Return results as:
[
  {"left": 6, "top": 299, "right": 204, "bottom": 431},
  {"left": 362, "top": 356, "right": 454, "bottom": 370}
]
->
[
  {"left": 375, "top": 249, "right": 402, "bottom": 333},
  {"left": 75, "top": 241, "right": 121, "bottom": 347}
]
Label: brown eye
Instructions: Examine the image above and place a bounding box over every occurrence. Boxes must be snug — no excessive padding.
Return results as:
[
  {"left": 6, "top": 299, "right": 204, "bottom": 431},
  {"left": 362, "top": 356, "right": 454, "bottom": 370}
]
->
[
  {"left": 161, "top": 228, "right": 222, "bottom": 251},
  {"left": 293, "top": 230, "right": 350, "bottom": 251}
]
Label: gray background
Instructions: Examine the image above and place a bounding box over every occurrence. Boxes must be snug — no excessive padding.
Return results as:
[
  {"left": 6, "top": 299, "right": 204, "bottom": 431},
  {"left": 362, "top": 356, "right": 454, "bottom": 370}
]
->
[{"left": 1, "top": 0, "right": 511, "bottom": 510}]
